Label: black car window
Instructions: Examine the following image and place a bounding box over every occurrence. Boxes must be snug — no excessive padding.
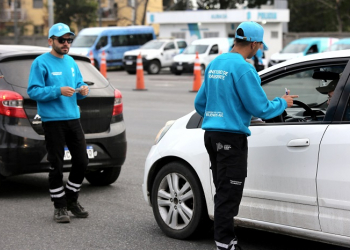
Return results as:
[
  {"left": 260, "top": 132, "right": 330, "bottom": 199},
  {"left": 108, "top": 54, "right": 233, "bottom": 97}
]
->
[
  {"left": 177, "top": 41, "right": 187, "bottom": 49},
  {"left": 209, "top": 45, "right": 219, "bottom": 55},
  {"left": 0, "top": 57, "right": 108, "bottom": 88},
  {"left": 97, "top": 36, "right": 108, "bottom": 48},
  {"left": 164, "top": 42, "right": 175, "bottom": 50},
  {"left": 260, "top": 64, "right": 346, "bottom": 124}
]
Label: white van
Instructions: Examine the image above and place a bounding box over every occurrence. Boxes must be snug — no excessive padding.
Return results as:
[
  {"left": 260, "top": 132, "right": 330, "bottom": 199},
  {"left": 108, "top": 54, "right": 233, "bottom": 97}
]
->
[
  {"left": 123, "top": 38, "right": 187, "bottom": 74},
  {"left": 170, "top": 37, "right": 233, "bottom": 75}
]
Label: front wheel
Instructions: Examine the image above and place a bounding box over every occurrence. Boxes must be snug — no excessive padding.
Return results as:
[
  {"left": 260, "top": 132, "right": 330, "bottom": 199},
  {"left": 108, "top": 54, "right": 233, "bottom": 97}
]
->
[
  {"left": 147, "top": 60, "right": 161, "bottom": 74},
  {"left": 85, "top": 167, "right": 121, "bottom": 186},
  {"left": 151, "top": 161, "right": 211, "bottom": 239}
]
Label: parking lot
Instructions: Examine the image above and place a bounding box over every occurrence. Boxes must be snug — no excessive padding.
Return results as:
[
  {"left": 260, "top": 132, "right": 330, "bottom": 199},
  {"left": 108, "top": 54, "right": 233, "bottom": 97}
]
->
[{"left": 0, "top": 69, "right": 348, "bottom": 250}]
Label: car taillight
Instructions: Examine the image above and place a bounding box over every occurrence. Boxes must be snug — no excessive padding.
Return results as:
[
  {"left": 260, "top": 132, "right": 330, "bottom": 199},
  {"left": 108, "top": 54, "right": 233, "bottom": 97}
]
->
[
  {"left": 112, "top": 89, "right": 123, "bottom": 116},
  {"left": 0, "top": 90, "right": 27, "bottom": 119}
]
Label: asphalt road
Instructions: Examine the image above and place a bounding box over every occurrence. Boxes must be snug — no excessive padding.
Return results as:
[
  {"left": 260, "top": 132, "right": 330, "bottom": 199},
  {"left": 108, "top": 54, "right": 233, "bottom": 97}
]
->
[{"left": 0, "top": 69, "right": 348, "bottom": 250}]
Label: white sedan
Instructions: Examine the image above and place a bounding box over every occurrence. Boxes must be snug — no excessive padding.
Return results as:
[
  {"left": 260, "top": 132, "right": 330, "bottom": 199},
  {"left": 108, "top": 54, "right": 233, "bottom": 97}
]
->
[{"left": 142, "top": 50, "right": 350, "bottom": 248}]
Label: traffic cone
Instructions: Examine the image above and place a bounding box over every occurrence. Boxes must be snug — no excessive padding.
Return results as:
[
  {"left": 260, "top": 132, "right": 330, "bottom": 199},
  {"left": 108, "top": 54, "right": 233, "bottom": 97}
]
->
[
  {"left": 89, "top": 51, "right": 95, "bottom": 66},
  {"left": 100, "top": 50, "right": 107, "bottom": 78},
  {"left": 133, "top": 52, "right": 147, "bottom": 91},
  {"left": 190, "top": 51, "right": 202, "bottom": 92}
]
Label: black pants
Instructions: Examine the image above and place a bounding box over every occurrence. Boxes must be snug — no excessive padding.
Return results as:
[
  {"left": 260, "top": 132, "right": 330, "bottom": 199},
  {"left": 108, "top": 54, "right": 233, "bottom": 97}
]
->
[
  {"left": 204, "top": 131, "right": 247, "bottom": 250},
  {"left": 42, "top": 119, "right": 88, "bottom": 208}
]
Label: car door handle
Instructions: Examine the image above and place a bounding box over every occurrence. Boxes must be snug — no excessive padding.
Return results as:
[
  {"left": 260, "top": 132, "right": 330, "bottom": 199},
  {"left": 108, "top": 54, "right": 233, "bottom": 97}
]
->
[{"left": 287, "top": 139, "right": 310, "bottom": 147}]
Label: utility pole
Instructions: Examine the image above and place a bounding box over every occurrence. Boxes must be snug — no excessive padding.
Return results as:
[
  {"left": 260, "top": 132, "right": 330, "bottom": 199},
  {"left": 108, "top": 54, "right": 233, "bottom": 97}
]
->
[
  {"left": 98, "top": 0, "right": 102, "bottom": 27},
  {"left": 48, "top": 0, "right": 54, "bottom": 28},
  {"left": 14, "top": 0, "right": 18, "bottom": 44}
]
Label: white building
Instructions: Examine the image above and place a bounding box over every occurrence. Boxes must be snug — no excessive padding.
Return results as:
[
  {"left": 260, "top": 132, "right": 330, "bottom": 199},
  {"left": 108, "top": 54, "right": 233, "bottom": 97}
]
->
[{"left": 146, "top": 8, "right": 289, "bottom": 60}]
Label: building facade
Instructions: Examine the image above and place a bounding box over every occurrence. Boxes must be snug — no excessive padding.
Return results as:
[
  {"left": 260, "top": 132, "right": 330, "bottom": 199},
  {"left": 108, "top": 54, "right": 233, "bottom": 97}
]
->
[{"left": 0, "top": 0, "right": 162, "bottom": 39}]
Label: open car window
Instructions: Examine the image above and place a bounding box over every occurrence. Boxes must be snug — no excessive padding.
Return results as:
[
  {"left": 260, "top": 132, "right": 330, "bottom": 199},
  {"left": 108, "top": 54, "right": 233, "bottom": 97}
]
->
[{"left": 257, "top": 64, "right": 346, "bottom": 124}]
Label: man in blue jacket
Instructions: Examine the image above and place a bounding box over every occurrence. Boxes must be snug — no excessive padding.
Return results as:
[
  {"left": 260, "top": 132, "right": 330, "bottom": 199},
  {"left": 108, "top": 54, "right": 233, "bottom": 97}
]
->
[
  {"left": 194, "top": 21, "right": 298, "bottom": 250},
  {"left": 28, "top": 23, "right": 90, "bottom": 223}
]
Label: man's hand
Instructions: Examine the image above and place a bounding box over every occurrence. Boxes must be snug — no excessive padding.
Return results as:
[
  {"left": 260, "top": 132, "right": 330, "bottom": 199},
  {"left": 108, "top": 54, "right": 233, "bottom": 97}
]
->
[
  {"left": 60, "top": 87, "right": 75, "bottom": 97},
  {"left": 282, "top": 90, "right": 299, "bottom": 107},
  {"left": 78, "top": 85, "right": 89, "bottom": 96}
]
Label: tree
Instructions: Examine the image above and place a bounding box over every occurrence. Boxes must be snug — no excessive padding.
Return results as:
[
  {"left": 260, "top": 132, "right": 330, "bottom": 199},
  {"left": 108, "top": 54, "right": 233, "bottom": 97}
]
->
[
  {"left": 54, "top": 0, "right": 98, "bottom": 32},
  {"left": 289, "top": 0, "right": 350, "bottom": 32}
]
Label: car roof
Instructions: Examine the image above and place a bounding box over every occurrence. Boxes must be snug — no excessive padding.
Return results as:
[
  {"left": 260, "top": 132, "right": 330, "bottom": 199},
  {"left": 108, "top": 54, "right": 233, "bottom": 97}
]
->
[
  {"left": 333, "top": 38, "right": 350, "bottom": 44},
  {"left": 290, "top": 37, "right": 337, "bottom": 44},
  {"left": 0, "top": 44, "right": 90, "bottom": 63},
  {"left": 78, "top": 26, "right": 154, "bottom": 35},
  {"left": 261, "top": 49, "right": 350, "bottom": 74}
]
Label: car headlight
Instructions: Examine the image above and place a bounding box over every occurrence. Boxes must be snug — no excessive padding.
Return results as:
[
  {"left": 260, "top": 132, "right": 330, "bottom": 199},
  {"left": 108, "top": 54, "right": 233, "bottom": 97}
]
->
[{"left": 154, "top": 120, "right": 175, "bottom": 144}]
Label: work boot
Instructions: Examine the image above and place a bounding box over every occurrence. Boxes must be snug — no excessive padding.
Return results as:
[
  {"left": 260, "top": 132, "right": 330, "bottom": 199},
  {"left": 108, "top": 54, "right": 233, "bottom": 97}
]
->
[
  {"left": 54, "top": 207, "right": 70, "bottom": 223},
  {"left": 67, "top": 201, "right": 89, "bottom": 218}
]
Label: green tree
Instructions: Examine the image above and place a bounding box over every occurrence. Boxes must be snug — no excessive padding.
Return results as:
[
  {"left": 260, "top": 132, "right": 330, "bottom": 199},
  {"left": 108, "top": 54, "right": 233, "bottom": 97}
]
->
[
  {"left": 54, "top": 0, "right": 98, "bottom": 32},
  {"left": 289, "top": 0, "right": 350, "bottom": 32}
]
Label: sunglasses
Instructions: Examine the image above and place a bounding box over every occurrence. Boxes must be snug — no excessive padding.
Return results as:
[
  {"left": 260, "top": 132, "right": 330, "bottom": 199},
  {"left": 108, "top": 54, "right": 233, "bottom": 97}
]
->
[{"left": 52, "top": 37, "right": 74, "bottom": 44}]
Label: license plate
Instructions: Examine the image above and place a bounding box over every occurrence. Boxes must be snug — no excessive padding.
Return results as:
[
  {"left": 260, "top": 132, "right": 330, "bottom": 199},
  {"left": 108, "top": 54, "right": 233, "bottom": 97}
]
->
[
  {"left": 126, "top": 61, "right": 133, "bottom": 65},
  {"left": 64, "top": 146, "right": 94, "bottom": 160},
  {"left": 177, "top": 65, "right": 183, "bottom": 70}
]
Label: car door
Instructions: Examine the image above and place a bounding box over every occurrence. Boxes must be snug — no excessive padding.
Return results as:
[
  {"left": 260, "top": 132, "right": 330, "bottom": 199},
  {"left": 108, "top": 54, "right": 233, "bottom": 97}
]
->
[
  {"left": 163, "top": 42, "right": 177, "bottom": 67},
  {"left": 317, "top": 63, "right": 350, "bottom": 237},
  {"left": 206, "top": 44, "right": 219, "bottom": 66},
  {"left": 238, "top": 62, "right": 347, "bottom": 231}
]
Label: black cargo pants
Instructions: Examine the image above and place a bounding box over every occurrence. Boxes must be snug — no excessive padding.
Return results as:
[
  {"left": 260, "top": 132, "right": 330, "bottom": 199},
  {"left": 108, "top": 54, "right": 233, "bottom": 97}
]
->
[
  {"left": 204, "top": 131, "right": 247, "bottom": 250},
  {"left": 42, "top": 119, "right": 88, "bottom": 208}
]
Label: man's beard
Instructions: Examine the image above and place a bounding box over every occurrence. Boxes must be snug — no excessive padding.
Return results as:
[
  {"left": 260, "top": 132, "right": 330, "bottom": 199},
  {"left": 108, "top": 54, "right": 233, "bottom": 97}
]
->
[{"left": 53, "top": 44, "right": 69, "bottom": 55}]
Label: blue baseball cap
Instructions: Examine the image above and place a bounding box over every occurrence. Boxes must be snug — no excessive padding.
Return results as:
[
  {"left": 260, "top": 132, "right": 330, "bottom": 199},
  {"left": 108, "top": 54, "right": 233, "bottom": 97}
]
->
[
  {"left": 235, "top": 21, "right": 268, "bottom": 50},
  {"left": 48, "top": 23, "right": 75, "bottom": 38}
]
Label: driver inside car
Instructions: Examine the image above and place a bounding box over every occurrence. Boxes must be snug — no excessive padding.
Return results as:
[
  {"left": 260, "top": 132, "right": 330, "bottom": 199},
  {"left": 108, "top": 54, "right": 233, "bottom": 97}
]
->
[{"left": 316, "top": 77, "right": 339, "bottom": 106}]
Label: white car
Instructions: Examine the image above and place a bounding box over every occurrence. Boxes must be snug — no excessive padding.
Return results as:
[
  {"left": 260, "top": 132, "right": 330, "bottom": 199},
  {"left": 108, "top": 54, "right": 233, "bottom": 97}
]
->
[
  {"left": 123, "top": 38, "right": 187, "bottom": 74},
  {"left": 142, "top": 50, "right": 350, "bottom": 247}
]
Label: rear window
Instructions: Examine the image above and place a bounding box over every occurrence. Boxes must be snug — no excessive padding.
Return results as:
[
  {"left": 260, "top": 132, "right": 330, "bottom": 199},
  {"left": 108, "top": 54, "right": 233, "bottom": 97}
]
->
[{"left": 0, "top": 57, "right": 108, "bottom": 88}]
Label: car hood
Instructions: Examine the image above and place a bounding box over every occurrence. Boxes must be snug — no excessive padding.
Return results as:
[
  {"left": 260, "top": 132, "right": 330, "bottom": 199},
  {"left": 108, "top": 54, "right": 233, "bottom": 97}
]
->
[
  {"left": 124, "top": 49, "right": 160, "bottom": 56},
  {"left": 69, "top": 47, "right": 89, "bottom": 56},
  {"left": 270, "top": 52, "right": 304, "bottom": 61}
]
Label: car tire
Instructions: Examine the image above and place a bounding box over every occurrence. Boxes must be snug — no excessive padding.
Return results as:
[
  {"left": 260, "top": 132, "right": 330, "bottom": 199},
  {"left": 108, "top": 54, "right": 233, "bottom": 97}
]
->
[
  {"left": 174, "top": 71, "right": 182, "bottom": 75},
  {"left": 85, "top": 167, "right": 121, "bottom": 186},
  {"left": 151, "top": 161, "right": 211, "bottom": 239},
  {"left": 126, "top": 70, "right": 136, "bottom": 75},
  {"left": 147, "top": 60, "right": 161, "bottom": 74}
]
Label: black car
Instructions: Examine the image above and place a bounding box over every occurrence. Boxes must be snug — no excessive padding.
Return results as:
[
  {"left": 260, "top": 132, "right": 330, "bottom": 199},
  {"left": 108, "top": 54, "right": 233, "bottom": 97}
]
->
[{"left": 0, "top": 45, "right": 126, "bottom": 185}]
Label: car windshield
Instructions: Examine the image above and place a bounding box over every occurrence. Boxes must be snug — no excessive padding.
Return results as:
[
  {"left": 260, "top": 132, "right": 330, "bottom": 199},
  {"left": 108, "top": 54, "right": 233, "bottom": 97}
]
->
[
  {"left": 325, "top": 43, "right": 350, "bottom": 51},
  {"left": 0, "top": 57, "right": 108, "bottom": 88},
  {"left": 71, "top": 35, "right": 98, "bottom": 47},
  {"left": 141, "top": 41, "right": 165, "bottom": 49},
  {"left": 262, "top": 65, "right": 345, "bottom": 108},
  {"left": 182, "top": 45, "right": 208, "bottom": 54},
  {"left": 281, "top": 43, "right": 308, "bottom": 53}
]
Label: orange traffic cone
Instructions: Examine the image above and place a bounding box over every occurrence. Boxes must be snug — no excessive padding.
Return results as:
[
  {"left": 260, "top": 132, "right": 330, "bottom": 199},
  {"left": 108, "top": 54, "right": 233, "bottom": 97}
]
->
[
  {"left": 100, "top": 50, "right": 107, "bottom": 78},
  {"left": 89, "top": 51, "right": 95, "bottom": 66},
  {"left": 190, "top": 51, "right": 202, "bottom": 92},
  {"left": 133, "top": 52, "right": 147, "bottom": 91}
]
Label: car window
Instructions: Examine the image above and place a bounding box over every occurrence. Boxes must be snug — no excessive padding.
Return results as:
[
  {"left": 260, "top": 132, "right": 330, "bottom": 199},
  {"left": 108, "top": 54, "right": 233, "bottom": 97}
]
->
[
  {"left": 209, "top": 45, "right": 219, "bottom": 54},
  {"left": 281, "top": 44, "right": 308, "bottom": 53},
  {"left": 141, "top": 40, "right": 165, "bottom": 49},
  {"left": 71, "top": 35, "right": 98, "bottom": 47},
  {"left": 164, "top": 42, "right": 175, "bottom": 50},
  {"left": 177, "top": 41, "right": 187, "bottom": 49},
  {"left": 0, "top": 58, "right": 108, "bottom": 88},
  {"left": 96, "top": 36, "right": 108, "bottom": 49},
  {"left": 261, "top": 64, "right": 346, "bottom": 123}
]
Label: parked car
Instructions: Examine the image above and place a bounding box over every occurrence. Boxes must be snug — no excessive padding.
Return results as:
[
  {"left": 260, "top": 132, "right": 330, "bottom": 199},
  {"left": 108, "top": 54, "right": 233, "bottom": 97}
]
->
[
  {"left": 171, "top": 37, "right": 234, "bottom": 75},
  {"left": 268, "top": 37, "right": 338, "bottom": 67},
  {"left": 123, "top": 38, "right": 187, "bottom": 74},
  {"left": 0, "top": 45, "right": 127, "bottom": 186},
  {"left": 324, "top": 38, "right": 350, "bottom": 52},
  {"left": 70, "top": 26, "right": 156, "bottom": 70},
  {"left": 142, "top": 50, "right": 350, "bottom": 247}
]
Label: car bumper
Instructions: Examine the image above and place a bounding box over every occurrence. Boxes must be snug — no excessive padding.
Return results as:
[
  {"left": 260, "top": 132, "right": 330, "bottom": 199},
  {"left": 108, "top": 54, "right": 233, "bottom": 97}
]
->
[
  {"left": 170, "top": 62, "right": 194, "bottom": 74},
  {"left": 123, "top": 58, "right": 151, "bottom": 71}
]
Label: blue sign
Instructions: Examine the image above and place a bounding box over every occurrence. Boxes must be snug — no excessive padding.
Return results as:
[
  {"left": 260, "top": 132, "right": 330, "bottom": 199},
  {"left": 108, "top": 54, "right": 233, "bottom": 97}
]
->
[
  {"left": 247, "top": 12, "right": 251, "bottom": 20},
  {"left": 211, "top": 14, "right": 227, "bottom": 19},
  {"left": 150, "top": 14, "right": 154, "bottom": 23},
  {"left": 258, "top": 12, "right": 277, "bottom": 20}
]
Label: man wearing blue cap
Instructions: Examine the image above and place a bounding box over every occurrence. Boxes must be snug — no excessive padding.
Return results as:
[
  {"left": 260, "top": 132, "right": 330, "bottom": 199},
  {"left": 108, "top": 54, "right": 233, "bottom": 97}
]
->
[
  {"left": 194, "top": 22, "right": 298, "bottom": 250},
  {"left": 28, "top": 23, "right": 90, "bottom": 223}
]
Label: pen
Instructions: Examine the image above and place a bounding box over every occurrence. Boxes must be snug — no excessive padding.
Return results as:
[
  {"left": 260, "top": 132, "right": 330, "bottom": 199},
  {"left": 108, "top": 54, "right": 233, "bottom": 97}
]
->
[{"left": 285, "top": 88, "right": 288, "bottom": 95}]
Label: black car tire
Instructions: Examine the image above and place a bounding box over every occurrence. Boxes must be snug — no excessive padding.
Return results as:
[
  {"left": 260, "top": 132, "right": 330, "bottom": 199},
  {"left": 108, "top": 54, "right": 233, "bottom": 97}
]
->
[
  {"left": 85, "top": 167, "right": 121, "bottom": 186},
  {"left": 151, "top": 161, "right": 211, "bottom": 239},
  {"left": 126, "top": 70, "right": 136, "bottom": 75},
  {"left": 147, "top": 60, "right": 161, "bottom": 74}
]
